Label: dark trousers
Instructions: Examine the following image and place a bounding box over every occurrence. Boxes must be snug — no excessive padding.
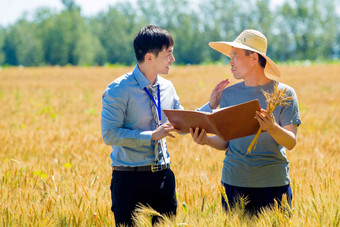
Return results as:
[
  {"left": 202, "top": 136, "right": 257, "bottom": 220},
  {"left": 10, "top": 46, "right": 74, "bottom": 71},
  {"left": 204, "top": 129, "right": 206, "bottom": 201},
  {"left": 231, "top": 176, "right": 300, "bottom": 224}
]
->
[
  {"left": 110, "top": 169, "right": 177, "bottom": 226},
  {"left": 221, "top": 182, "right": 292, "bottom": 214}
]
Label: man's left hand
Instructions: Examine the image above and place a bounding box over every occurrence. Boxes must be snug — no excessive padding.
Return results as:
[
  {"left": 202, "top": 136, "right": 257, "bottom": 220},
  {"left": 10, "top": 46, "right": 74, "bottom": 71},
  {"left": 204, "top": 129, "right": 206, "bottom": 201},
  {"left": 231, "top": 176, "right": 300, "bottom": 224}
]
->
[
  {"left": 151, "top": 123, "right": 178, "bottom": 140},
  {"left": 256, "top": 109, "right": 277, "bottom": 132}
]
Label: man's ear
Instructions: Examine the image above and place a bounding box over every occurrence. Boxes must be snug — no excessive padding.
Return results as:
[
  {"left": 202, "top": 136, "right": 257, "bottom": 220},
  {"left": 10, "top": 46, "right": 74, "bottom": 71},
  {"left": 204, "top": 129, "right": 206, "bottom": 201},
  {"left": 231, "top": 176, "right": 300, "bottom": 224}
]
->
[
  {"left": 252, "top": 53, "right": 259, "bottom": 65},
  {"left": 144, "top": 52, "right": 154, "bottom": 62}
]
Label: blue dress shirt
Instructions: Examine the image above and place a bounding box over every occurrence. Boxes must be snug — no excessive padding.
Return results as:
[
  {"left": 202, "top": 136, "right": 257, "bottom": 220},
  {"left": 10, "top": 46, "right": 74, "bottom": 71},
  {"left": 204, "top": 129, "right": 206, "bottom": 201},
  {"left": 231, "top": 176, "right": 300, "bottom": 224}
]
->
[{"left": 101, "top": 65, "right": 186, "bottom": 167}]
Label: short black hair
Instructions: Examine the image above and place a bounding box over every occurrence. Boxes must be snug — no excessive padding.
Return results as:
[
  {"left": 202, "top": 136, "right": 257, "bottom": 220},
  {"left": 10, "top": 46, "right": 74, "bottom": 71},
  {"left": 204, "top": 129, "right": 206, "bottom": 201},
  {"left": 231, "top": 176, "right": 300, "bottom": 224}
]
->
[
  {"left": 245, "top": 49, "right": 267, "bottom": 68},
  {"left": 133, "top": 25, "right": 174, "bottom": 63}
]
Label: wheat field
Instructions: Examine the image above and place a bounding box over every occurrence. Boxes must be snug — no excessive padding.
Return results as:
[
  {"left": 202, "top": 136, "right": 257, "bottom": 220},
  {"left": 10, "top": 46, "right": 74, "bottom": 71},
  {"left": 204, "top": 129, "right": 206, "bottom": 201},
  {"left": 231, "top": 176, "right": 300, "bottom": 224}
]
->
[{"left": 0, "top": 64, "right": 339, "bottom": 226}]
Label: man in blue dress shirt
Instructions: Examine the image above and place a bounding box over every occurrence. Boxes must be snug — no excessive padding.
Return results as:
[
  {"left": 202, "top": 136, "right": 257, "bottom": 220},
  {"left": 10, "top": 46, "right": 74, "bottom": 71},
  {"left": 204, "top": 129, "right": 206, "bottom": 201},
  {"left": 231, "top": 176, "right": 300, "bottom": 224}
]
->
[{"left": 101, "top": 25, "right": 181, "bottom": 226}]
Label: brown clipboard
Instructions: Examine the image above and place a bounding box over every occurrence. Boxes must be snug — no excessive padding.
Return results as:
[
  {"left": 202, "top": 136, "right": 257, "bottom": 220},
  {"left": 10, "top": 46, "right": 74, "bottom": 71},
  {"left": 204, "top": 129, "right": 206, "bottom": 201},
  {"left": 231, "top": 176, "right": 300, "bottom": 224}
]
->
[{"left": 163, "top": 99, "right": 261, "bottom": 141}]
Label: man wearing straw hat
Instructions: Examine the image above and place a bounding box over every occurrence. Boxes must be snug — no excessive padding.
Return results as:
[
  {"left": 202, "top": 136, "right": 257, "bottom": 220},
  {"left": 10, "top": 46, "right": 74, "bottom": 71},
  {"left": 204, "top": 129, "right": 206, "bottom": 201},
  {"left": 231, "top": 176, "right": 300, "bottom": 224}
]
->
[{"left": 190, "top": 29, "right": 301, "bottom": 214}]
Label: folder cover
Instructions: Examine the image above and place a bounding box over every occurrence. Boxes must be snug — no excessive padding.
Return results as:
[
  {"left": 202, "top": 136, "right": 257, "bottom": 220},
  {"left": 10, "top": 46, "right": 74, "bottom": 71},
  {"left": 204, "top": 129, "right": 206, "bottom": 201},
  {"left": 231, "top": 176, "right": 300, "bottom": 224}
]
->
[{"left": 163, "top": 99, "right": 261, "bottom": 141}]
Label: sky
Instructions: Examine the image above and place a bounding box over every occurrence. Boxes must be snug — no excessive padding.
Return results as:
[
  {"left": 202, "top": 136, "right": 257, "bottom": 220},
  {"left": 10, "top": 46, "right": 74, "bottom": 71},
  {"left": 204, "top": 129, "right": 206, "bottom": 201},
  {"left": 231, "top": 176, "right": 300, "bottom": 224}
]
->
[
  {"left": 3, "top": 0, "right": 338, "bottom": 28},
  {"left": 0, "top": 0, "right": 129, "bottom": 26}
]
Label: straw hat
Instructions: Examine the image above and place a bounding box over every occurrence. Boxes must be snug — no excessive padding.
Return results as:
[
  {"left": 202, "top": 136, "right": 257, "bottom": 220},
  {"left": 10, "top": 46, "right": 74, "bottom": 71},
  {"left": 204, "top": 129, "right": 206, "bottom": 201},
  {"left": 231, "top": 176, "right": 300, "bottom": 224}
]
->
[{"left": 209, "top": 29, "right": 281, "bottom": 78}]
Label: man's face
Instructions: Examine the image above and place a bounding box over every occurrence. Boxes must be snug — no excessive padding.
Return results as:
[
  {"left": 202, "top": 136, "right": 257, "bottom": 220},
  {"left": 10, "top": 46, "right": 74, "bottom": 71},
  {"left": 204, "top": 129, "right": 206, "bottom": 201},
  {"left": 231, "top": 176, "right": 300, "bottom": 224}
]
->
[
  {"left": 229, "top": 47, "right": 253, "bottom": 80},
  {"left": 152, "top": 46, "right": 175, "bottom": 75}
]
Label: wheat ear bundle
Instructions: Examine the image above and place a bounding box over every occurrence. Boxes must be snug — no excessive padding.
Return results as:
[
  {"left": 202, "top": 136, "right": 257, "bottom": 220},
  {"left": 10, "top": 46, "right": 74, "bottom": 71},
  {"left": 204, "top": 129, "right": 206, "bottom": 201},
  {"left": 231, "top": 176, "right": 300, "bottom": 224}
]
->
[{"left": 246, "top": 82, "right": 293, "bottom": 155}]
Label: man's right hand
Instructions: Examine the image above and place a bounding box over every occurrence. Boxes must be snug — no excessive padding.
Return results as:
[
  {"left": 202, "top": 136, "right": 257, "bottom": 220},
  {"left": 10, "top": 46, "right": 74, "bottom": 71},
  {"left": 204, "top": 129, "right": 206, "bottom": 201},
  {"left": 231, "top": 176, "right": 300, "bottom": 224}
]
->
[
  {"left": 209, "top": 79, "right": 230, "bottom": 109},
  {"left": 190, "top": 127, "right": 229, "bottom": 150},
  {"left": 190, "top": 127, "right": 207, "bottom": 145}
]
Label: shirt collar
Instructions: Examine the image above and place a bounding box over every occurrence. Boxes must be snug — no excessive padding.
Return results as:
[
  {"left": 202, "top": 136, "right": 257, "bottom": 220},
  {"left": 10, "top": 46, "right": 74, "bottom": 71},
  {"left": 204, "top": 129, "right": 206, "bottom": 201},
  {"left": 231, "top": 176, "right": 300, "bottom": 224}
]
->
[{"left": 133, "top": 64, "right": 159, "bottom": 89}]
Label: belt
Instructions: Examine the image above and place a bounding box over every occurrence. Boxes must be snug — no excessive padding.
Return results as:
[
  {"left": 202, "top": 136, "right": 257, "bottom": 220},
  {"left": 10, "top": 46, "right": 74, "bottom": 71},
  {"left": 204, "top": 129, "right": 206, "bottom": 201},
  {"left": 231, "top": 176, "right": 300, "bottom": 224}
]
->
[{"left": 113, "top": 164, "right": 170, "bottom": 172}]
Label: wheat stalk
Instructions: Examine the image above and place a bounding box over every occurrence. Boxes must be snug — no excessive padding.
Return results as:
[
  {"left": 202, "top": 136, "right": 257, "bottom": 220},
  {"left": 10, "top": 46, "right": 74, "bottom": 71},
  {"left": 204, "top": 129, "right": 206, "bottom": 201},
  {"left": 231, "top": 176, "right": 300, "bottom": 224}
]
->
[
  {"left": 132, "top": 204, "right": 165, "bottom": 226},
  {"left": 219, "top": 185, "right": 231, "bottom": 214},
  {"left": 246, "top": 82, "right": 293, "bottom": 155}
]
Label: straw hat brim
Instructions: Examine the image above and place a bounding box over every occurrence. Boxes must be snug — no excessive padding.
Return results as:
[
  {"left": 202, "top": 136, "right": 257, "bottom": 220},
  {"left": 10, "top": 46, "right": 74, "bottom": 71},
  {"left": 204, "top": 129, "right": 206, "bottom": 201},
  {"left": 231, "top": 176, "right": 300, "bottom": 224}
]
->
[{"left": 209, "top": 41, "right": 281, "bottom": 78}]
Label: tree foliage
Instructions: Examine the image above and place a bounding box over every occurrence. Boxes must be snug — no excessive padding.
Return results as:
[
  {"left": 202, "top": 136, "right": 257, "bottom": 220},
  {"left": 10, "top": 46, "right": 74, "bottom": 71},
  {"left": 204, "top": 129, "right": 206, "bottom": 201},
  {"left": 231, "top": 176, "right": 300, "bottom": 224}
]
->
[{"left": 1, "top": 0, "right": 339, "bottom": 66}]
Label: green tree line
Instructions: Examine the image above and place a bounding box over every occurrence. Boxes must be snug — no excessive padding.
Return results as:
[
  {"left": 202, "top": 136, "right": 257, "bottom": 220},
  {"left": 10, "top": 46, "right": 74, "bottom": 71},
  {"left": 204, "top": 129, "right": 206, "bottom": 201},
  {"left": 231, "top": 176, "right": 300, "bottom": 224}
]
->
[{"left": 0, "top": 0, "right": 339, "bottom": 66}]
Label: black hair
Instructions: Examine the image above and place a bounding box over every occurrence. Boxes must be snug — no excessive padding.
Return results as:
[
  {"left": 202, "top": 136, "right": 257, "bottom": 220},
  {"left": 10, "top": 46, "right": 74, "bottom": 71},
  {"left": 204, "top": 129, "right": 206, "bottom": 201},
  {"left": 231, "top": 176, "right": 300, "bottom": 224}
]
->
[
  {"left": 133, "top": 25, "right": 174, "bottom": 62},
  {"left": 245, "top": 49, "right": 267, "bottom": 68}
]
